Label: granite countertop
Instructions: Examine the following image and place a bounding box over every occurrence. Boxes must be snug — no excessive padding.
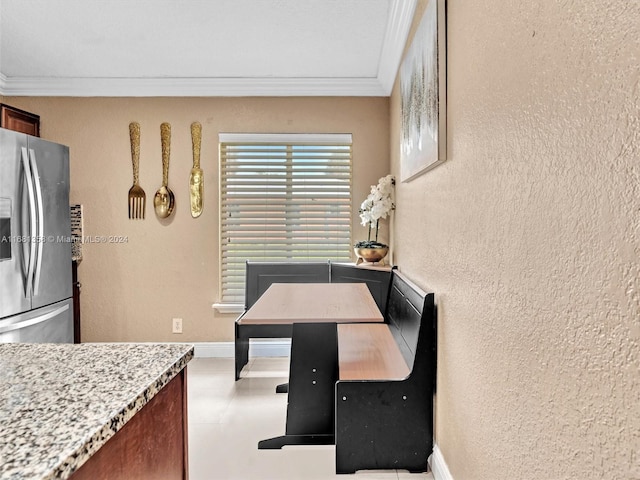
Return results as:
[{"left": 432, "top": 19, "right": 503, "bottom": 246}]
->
[{"left": 0, "top": 342, "right": 194, "bottom": 480}]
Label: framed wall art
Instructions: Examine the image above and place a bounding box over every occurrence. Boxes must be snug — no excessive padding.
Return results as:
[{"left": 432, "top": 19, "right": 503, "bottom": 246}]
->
[{"left": 400, "top": 0, "right": 446, "bottom": 182}]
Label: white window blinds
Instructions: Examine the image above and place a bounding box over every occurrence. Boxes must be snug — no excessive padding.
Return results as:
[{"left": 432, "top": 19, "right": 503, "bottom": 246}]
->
[{"left": 219, "top": 133, "right": 353, "bottom": 304}]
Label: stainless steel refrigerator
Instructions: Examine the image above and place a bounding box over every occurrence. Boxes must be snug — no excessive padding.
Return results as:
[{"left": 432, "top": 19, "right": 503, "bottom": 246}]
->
[{"left": 0, "top": 127, "right": 73, "bottom": 343}]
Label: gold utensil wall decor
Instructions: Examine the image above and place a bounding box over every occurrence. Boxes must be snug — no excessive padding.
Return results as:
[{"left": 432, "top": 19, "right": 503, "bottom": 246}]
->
[
  {"left": 153, "top": 122, "right": 176, "bottom": 218},
  {"left": 128, "top": 122, "right": 146, "bottom": 219},
  {"left": 189, "top": 122, "right": 204, "bottom": 218}
]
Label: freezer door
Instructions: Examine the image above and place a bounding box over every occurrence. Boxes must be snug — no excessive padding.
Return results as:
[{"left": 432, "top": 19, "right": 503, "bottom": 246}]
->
[
  {"left": 0, "top": 298, "right": 73, "bottom": 343},
  {"left": 0, "top": 128, "right": 31, "bottom": 319},
  {"left": 28, "top": 136, "right": 72, "bottom": 309}
]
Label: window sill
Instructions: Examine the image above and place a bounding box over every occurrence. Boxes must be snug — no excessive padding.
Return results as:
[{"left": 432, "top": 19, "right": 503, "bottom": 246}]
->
[{"left": 212, "top": 303, "right": 244, "bottom": 314}]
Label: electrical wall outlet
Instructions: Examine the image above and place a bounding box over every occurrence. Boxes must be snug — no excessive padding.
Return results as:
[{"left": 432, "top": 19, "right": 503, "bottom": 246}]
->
[{"left": 172, "top": 318, "right": 183, "bottom": 334}]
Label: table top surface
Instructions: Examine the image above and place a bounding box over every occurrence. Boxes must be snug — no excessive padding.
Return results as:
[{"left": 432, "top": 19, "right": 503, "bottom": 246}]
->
[{"left": 239, "top": 283, "right": 383, "bottom": 325}]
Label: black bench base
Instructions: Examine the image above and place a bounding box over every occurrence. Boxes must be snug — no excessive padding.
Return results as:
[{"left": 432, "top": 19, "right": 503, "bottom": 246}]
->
[
  {"left": 335, "top": 380, "right": 433, "bottom": 474},
  {"left": 334, "top": 278, "right": 436, "bottom": 475},
  {"left": 234, "top": 323, "right": 293, "bottom": 380}
]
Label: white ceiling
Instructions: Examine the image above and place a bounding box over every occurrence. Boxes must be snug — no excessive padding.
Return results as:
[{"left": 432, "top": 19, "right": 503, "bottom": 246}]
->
[{"left": 0, "top": 0, "right": 416, "bottom": 97}]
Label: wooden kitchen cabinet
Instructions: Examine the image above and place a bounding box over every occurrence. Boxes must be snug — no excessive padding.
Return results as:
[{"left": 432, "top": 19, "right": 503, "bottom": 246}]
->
[
  {"left": 0, "top": 104, "right": 40, "bottom": 137},
  {"left": 1, "top": 343, "right": 192, "bottom": 480},
  {"left": 70, "top": 369, "right": 189, "bottom": 480}
]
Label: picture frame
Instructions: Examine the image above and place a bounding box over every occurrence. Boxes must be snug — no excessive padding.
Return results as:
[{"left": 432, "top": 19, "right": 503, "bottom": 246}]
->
[
  {"left": 400, "top": 0, "right": 447, "bottom": 182},
  {"left": 0, "top": 104, "right": 40, "bottom": 137}
]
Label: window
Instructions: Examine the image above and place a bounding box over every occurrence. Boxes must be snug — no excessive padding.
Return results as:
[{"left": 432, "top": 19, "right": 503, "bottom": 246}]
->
[{"left": 219, "top": 133, "right": 353, "bottom": 305}]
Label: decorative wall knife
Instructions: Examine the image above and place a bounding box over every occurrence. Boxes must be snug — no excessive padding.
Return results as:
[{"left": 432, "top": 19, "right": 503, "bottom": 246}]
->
[{"left": 189, "top": 122, "right": 204, "bottom": 218}]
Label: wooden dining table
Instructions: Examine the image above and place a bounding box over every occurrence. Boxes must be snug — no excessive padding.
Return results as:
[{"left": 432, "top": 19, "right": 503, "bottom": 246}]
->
[
  {"left": 242, "top": 283, "right": 383, "bottom": 449},
  {"left": 239, "top": 282, "right": 383, "bottom": 324}
]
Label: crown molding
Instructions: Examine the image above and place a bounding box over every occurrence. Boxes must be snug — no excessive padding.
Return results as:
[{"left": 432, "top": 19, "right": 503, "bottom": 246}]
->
[
  {"left": 0, "top": 0, "right": 417, "bottom": 98},
  {"left": 0, "top": 72, "right": 7, "bottom": 96},
  {"left": 376, "top": 0, "right": 418, "bottom": 94},
  {"left": 0, "top": 75, "right": 389, "bottom": 97}
]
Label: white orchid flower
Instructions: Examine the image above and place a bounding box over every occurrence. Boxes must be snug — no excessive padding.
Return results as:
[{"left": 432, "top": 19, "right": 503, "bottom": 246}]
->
[{"left": 356, "top": 174, "right": 396, "bottom": 245}]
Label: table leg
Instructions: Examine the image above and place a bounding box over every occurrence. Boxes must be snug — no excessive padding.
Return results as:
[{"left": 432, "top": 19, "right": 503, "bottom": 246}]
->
[{"left": 258, "top": 322, "right": 338, "bottom": 449}]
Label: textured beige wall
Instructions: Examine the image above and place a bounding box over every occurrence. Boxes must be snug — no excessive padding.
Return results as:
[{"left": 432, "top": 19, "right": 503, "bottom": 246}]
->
[
  {"left": 4, "top": 0, "right": 638, "bottom": 475},
  {"left": 2, "top": 96, "right": 390, "bottom": 343},
  {"left": 390, "top": 0, "right": 639, "bottom": 479}
]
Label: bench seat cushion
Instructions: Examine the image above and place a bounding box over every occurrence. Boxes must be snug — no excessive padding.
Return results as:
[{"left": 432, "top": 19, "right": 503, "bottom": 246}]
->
[{"left": 337, "top": 324, "right": 410, "bottom": 380}]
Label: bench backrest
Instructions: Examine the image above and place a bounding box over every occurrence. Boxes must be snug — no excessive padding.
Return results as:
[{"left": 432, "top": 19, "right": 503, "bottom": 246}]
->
[
  {"left": 329, "top": 263, "right": 395, "bottom": 314},
  {"left": 384, "top": 271, "right": 437, "bottom": 384},
  {"left": 244, "top": 261, "right": 330, "bottom": 309}
]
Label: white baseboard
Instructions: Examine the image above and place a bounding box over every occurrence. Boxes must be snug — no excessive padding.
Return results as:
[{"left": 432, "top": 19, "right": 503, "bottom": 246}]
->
[
  {"left": 193, "top": 340, "right": 291, "bottom": 358},
  {"left": 431, "top": 444, "right": 454, "bottom": 480}
]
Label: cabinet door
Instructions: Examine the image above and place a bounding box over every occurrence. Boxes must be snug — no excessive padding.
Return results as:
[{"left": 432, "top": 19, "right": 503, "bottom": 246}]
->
[
  {"left": 0, "top": 104, "right": 40, "bottom": 137},
  {"left": 70, "top": 371, "right": 188, "bottom": 480}
]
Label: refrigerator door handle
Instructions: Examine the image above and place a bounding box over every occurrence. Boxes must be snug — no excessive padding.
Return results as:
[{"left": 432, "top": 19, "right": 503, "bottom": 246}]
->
[
  {"left": 0, "top": 303, "right": 70, "bottom": 334},
  {"left": 29, "top": 149, "right": 45, "bottom": 296},
  {"left": 20, "top": 147, "right": 37, "bottom": 297}
]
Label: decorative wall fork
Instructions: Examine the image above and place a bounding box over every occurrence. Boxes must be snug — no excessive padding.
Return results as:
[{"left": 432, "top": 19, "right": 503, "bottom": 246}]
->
[{"left": 128, "top": 121, "right": 146, "bottom": 219}]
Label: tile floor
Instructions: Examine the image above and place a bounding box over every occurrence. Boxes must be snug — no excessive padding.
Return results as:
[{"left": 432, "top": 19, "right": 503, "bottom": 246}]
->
[{"left": 187, "top": 356, "right": 435, "bottom": 480}]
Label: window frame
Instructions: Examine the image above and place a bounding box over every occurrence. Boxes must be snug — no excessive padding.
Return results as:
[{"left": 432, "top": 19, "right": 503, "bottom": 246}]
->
[{"left": 216, "top": 133, "right": 353, "bottom": 310}]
